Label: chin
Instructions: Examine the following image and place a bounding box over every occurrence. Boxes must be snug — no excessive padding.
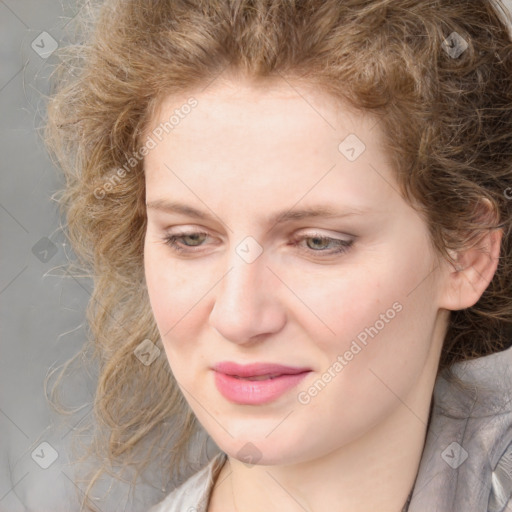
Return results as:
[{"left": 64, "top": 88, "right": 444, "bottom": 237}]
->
[{"left": 212, "top": 429, "right": 312, "bottom": 467}]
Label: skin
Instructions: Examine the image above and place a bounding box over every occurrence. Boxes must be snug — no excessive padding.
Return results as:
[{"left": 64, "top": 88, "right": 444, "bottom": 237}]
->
[{"left": 143, "top": 75, "right": 501, "bottom": 512}]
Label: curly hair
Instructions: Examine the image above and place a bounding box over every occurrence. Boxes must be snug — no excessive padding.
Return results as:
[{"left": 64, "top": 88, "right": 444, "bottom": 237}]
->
[{"left": 44, "top": 0, "right": 512, "bottom": 509}]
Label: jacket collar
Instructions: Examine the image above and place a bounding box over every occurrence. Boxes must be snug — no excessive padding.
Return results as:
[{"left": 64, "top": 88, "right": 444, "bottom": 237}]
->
[{"left": 409, "top": 344, "right": 512, "bottom": 511}]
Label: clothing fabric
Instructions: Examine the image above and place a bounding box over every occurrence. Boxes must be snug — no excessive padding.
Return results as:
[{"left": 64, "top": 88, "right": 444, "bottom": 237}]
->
[{"left": 149, "top": 345, "right": 512, "bottom": 512}]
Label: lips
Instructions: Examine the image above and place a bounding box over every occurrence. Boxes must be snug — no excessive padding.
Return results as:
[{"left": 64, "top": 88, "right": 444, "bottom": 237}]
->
[{"left": 211, "top": 362, "right": 312, "bottom": 405}]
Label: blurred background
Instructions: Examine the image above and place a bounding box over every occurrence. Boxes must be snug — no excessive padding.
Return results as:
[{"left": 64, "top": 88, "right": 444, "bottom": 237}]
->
[
  {"left": 0, "top": 1, "right": 182, "bottom": 510},
  {"left": 1, "top": 0, "right": 512, "bottom": 510}
]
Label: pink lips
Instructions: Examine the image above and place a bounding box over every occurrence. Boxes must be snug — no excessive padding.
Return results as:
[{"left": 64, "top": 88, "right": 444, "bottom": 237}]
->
[{"left": 212, "top": 362, "right": 311, "bottom": 405}]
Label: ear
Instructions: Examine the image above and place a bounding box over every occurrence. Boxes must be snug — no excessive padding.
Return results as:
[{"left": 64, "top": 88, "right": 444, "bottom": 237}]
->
[{"left": 439, "top": 202, "right": 502, "bottom": 311}]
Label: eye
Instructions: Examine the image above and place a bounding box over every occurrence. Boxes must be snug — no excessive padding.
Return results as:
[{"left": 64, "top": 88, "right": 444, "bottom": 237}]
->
[
  {"left": 290, "top": 232, "right": 354, "bottom": 255},
  {"left": 163, "top": 231, "right": 210, "bottom": 253},
  {"left": 162, "top": 230, "right": 354, "bottom": 257}
]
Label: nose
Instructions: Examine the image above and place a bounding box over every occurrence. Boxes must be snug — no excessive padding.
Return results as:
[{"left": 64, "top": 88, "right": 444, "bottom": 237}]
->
[{"left": 208, "top": 250, "right": 286, "bottom": 345}]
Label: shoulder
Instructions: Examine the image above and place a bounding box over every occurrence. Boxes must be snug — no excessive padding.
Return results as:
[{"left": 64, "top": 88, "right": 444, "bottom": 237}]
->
[
  {"left": 148, "top": 452, "right": 228, "bottom": 512},
  {"left": 409, "top": 344, "right": 512, "bottom": 512}
]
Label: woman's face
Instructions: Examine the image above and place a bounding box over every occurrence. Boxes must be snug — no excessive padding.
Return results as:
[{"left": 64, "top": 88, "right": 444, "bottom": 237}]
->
[{"left": 143, "top": 77, "right": 451, "bottom": 465}]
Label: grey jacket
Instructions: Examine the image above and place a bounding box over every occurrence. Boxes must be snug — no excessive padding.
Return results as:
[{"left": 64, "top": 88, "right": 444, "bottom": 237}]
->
[{"left": 149, "top": 345, "right": 512, "bottom": 512}]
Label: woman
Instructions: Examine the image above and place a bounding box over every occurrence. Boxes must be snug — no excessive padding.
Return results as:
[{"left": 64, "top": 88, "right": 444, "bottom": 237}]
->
[{"left": 45, "top": 0, "right": 512, "bottom": 511}]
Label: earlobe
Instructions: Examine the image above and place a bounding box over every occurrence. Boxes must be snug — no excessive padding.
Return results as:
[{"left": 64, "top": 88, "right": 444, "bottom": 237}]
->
[{"left": 440, "top": 227, "right": 503, "bottom": 311}]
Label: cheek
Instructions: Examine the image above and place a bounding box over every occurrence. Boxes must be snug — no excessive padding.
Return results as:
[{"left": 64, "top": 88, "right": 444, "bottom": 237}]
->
[
  {"left": 290, "top": 247, "right": 438, "bottom": 367},
  {"left": 144, "top": 246, "right": 214, "bottom": 359},
  {"left": 275, "top": 257, "right": 411, "bottom": 346},
  {"left": 144, "top": 245, "right": 187, "bottom": 332}
]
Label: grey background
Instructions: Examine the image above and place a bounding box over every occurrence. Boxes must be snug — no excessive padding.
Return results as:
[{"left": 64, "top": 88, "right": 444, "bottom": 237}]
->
[
  {"left": 1, "top": 0, "right": 512, "bottom": 511},
  {"left": 0, "top": 1, "right": 170, "bottom": 510}
]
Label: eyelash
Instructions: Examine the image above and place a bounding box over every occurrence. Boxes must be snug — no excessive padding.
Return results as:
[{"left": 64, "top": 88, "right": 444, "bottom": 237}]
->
[{"left": 162, "top": 231, "right": 353, "bottom": 256}]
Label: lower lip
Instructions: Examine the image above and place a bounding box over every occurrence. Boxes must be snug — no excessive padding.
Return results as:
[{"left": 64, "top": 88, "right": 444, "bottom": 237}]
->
[{"left": 213, "top": 371, "right": 310, "bottom": 405}]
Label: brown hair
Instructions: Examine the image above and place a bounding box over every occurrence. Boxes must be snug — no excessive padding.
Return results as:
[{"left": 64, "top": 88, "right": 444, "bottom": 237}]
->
[{"left": 45, "top": 0, "right": 512, "bottom": 509}]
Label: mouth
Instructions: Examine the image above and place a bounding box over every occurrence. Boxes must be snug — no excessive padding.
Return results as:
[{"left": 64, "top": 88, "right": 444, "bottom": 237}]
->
[
  {"left": 212, "top": 361, "right": 312, "bottom": 378},
  {"left": 211, "top": 362, "right": 312, "bottom": 405},
  {"left": 231, "top": 373, "right": 283, "bottom": 381}
]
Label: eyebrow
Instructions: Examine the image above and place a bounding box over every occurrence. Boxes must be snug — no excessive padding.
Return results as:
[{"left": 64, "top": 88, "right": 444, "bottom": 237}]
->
[{"left": 146, "top": 199, "right": 369, "bottom": 226}]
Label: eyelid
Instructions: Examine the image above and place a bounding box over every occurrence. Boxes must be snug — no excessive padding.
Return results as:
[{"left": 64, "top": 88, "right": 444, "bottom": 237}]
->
[
  {"left": 296, "top": 228, "right": 354, "bottom": 240},
  {"left": 163, "top": 228, "right": 352, "bottom": 241},
  {"left": 164, "top": 226, "right": 353, "bottom": 239}
]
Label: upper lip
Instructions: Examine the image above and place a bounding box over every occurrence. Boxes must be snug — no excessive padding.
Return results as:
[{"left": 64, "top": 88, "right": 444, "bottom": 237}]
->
[{"left": 212, "top": 362, "right": 312, "bottom": 378}]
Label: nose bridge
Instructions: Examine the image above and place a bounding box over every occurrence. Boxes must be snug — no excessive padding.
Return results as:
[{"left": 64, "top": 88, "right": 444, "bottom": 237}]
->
[
  {"left": 216, "top": 247, "right": 266, "bottom": 319},
  {"left": 208, "top": 241, "right": 285, "bottom": 343}
]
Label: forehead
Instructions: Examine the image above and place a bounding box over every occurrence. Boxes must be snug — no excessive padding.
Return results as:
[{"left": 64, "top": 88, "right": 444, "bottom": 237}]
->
[
  {"left": 149, "top": 76, "right": 373, "bottom": 142},
  {"left": 143, "top": 77, "right": 401, "bottom": 219}
]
